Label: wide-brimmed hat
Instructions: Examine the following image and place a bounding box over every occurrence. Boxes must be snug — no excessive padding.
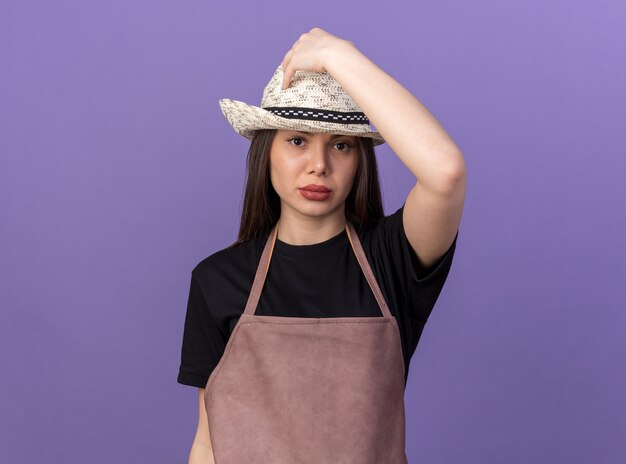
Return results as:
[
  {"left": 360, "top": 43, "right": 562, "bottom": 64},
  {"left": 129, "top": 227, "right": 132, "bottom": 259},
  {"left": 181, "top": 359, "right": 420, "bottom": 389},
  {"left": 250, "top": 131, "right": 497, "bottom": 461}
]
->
[{"left": 218, "top": 64, "right": 385, "bottom": 146}]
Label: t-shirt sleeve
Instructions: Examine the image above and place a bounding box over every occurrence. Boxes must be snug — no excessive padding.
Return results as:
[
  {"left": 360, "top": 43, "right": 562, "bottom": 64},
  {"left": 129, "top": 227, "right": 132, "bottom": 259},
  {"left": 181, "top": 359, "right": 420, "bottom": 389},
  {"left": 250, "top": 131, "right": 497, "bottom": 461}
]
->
[
  {"left": 177, "top": 270, "right": 227, "bottom": 388},
  {"left": 397, "top": 202, "right": 458, "bottom": 286},
  {"left": 369, "top": 201, "right": 458, "bottom": 323}
]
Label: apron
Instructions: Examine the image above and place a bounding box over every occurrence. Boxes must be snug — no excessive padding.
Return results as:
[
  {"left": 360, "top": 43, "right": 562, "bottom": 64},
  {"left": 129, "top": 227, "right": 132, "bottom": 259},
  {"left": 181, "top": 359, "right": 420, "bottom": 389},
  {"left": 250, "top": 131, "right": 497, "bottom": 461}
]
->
[{"left": 204, "top": 220, "right": 408, "bottom": 463}]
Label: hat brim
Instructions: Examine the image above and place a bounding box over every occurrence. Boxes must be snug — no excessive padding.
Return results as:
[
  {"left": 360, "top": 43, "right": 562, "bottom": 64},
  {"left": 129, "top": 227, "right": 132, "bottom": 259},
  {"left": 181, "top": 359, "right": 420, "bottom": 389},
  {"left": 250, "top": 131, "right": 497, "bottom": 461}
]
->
[{"left": 218, "top": 98, "right": 386, "bottom": 146}]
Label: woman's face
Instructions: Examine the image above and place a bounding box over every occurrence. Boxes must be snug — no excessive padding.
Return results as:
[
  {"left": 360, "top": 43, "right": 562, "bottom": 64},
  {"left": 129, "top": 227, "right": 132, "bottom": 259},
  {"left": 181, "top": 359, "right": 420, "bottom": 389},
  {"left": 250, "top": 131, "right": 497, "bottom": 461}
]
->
[{"left": 269, "top": 129, "right": 360, "bottom": 220}]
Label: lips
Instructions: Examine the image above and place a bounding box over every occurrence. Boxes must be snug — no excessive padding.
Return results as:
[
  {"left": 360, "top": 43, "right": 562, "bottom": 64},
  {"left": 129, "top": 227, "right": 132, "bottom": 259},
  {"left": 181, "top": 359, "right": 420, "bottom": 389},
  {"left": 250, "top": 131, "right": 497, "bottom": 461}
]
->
[{"left": 299, "top": 184, "right": 331, "bottom": 193}]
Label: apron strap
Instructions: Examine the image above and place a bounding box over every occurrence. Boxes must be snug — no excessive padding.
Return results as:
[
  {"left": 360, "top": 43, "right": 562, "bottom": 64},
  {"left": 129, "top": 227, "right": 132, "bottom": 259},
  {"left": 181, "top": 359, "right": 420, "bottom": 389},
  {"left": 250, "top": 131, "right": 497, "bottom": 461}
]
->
[
  {"left": 345, "top": 221, "right": 393, "bottom": 318},
  {"left": 243, "top": 221, "right": 393, "bottom": 318},
  {"left": 243, "top": 223, "right": 279, "bottom": 316}
]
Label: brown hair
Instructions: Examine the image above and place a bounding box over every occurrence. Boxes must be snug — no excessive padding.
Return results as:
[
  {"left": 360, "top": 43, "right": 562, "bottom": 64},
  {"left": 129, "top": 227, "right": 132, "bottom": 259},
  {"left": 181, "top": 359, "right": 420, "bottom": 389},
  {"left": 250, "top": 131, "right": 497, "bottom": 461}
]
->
[{"left": 226, "top": 129, "right": 384, "bottom": 248}]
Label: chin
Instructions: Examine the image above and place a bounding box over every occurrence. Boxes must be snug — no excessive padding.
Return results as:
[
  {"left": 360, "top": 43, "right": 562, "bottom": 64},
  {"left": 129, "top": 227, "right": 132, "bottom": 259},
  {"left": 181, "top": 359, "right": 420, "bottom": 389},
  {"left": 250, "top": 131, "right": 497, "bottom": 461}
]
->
[{"left": 299, "top": 200, "right": 345, "bottom": 216}]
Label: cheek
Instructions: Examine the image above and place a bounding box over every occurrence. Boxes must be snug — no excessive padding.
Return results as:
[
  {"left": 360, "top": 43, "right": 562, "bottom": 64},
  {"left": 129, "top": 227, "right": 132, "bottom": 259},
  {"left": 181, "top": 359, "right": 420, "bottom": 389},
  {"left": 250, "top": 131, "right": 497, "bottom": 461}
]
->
[
  {"left": 269, "top": 157, "right": 297, "bottom": 193},
  {"left": 275, "top": 155, "right": 300, "bottom": 176},
  {"left": 269, "top": 163, "right": 283, "bottom": 193}
]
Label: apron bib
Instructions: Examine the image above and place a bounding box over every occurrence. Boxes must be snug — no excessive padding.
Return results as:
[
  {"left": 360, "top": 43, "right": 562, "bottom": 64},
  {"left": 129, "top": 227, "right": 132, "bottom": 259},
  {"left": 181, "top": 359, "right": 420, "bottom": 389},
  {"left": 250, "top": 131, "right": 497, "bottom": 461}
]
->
[{"left": 204, "top": 221, "right": 408, "bottom": 463}]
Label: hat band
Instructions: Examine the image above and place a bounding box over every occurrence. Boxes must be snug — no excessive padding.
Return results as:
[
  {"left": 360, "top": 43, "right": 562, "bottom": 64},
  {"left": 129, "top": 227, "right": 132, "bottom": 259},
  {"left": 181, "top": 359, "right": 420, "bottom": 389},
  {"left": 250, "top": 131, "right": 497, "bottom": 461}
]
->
[{"left": 263, "top": 106, "right": 370, "bottom": 125}]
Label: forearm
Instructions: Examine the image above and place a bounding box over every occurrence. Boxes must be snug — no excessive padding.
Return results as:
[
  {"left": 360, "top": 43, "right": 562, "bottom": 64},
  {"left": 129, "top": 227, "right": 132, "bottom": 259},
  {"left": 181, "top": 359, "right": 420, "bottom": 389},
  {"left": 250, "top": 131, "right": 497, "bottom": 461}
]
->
[
  {"left": 326, "top": 41, "right": 464, "bottom": 192},
  {"left": 189, "top": 439, "right": 215, "bottom": 464}
]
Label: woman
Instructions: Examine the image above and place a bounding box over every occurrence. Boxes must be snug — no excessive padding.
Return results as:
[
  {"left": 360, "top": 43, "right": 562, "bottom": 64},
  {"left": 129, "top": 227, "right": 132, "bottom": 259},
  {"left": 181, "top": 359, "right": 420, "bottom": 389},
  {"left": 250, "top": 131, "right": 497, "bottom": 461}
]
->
[{"left": 178, "top": 27, "right": 466, "bottom": 464}]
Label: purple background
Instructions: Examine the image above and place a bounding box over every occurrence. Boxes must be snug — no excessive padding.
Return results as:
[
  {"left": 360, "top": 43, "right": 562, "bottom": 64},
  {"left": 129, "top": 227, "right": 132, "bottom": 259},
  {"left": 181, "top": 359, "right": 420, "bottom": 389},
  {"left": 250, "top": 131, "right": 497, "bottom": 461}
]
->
[{"left": 2, "top": 1, "right": 625, "bottom": 462}]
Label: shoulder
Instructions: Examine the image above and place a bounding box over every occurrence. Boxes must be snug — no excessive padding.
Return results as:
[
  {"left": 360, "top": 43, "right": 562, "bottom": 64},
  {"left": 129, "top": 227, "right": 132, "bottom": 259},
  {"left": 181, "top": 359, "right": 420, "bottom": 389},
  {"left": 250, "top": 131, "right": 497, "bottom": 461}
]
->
[
  {"left": 357, "top": 203, "right": 457, "bottom": 286},
  {"left": 191, "top": 236, "right": 264, "bottom": 284},
  {"left": 356, "top": 204, "right": 404, "bottom": 252}
]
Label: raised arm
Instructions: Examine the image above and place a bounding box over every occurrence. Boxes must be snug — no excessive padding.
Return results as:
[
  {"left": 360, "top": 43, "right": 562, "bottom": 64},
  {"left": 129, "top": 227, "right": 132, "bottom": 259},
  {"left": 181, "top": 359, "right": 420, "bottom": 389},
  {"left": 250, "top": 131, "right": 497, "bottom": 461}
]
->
[{"left": 282, "top": 27, "right": 466, "bottom": 271}]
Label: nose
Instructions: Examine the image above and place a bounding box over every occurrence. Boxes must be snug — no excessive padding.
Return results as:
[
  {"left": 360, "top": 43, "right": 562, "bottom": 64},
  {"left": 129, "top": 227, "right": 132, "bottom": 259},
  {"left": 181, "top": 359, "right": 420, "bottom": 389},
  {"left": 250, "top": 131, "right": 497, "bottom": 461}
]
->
[{"left": 307, "top": 143, "right": 329, "bottom": 175}]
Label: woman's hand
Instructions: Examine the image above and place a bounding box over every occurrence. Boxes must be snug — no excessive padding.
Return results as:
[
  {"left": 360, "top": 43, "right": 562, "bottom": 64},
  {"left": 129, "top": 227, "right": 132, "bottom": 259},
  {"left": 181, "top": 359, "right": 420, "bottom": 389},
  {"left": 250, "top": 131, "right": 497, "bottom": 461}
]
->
[{"left": 280, "top": 27, "right": 354, "bottom": 90}]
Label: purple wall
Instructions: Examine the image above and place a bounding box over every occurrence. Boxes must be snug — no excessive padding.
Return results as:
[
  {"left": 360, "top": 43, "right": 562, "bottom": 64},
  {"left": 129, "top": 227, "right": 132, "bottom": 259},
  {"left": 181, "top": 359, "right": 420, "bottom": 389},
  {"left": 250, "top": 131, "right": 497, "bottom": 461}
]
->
[{"left": 2, "top": 1, "right": 625, "bottom": 462}]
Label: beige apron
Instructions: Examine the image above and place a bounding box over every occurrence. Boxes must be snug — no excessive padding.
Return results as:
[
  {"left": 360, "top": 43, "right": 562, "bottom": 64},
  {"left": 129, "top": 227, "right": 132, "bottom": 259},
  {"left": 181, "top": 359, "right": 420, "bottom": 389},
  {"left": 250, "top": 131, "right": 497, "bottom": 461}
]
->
[{"left": 204, "top": 220, "right": 408, "bottom": 463}]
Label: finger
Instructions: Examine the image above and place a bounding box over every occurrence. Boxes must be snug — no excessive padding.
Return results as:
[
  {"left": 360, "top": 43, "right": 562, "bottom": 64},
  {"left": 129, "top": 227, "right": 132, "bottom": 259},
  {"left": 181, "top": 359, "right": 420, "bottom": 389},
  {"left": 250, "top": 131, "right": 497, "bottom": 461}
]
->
[
  {"left": 281, "top": 48, "right": 293, "bottom": 70},
  {"left": 282, "top": 67, "right": 293, "bottom": 90},
  {"left": 281, "top": 53, "right": 294, "bottom": 90}
]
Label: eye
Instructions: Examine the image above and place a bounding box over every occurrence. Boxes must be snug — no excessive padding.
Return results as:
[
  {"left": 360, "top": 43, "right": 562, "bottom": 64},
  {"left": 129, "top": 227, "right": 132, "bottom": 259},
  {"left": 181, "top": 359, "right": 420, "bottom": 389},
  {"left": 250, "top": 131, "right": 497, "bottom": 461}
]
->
[
  {"left": 287, "top": 137, "right": 305, "bottom": 147},
  {"left": 335, "top": 141, "right": 353, "bottom": 152}
]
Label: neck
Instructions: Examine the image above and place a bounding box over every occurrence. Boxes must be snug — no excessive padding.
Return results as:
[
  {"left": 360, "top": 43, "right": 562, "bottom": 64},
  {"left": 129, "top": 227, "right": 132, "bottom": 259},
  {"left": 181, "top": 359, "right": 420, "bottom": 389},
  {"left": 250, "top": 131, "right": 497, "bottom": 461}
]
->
[{"left": 276, "top": 207, "right": 347, "bottom": 246}]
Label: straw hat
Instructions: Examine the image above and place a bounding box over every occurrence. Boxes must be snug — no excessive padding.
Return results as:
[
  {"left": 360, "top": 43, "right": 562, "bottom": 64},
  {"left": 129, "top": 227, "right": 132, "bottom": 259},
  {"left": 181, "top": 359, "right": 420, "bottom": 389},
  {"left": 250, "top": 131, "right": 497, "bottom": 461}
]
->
[{"left": 218, "top": 64, "right": 385, "bottom": 146}]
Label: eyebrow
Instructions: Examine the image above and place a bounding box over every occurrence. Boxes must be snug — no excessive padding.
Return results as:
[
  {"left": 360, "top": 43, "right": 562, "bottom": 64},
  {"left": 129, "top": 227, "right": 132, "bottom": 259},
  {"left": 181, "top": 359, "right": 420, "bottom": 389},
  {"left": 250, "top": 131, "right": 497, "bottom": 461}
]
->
[{"left": 290, "top": 131, "right": 355, "bottom": 139}]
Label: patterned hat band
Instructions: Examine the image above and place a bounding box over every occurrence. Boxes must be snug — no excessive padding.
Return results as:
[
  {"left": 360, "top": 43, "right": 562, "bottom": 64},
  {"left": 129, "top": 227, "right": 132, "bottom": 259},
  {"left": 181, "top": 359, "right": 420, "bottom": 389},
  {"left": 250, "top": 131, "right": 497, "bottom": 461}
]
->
[
  {"left": 217, "top": 64, "right": 385, "bottom": 146},
  {"left": 262, "top": 106, "right": 370, "bottom": 125}
]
